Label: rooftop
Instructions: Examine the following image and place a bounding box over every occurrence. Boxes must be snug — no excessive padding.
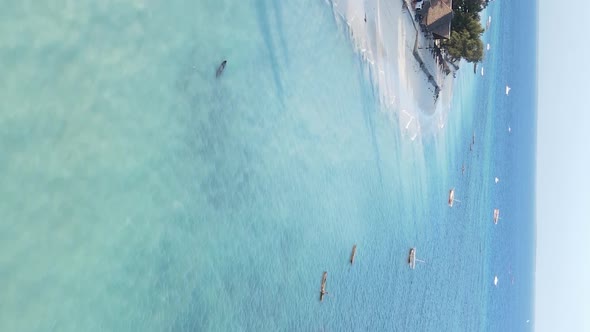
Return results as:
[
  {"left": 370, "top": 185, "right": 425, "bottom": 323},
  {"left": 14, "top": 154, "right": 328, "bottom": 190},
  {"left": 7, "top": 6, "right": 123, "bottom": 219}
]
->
[{"left": 424, "top": 0, "right": 453, "bottom": 39}]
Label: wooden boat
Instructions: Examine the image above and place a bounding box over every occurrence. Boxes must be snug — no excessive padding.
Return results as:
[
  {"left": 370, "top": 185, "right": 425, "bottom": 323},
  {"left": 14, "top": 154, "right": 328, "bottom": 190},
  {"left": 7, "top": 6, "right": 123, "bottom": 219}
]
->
[
  {"left": 350, "top": 245, "right": 357, "bottom": 265},
  {"left": 408, "top": 248, "right": 416, "bottom": 269},
  {"left": 216, "top": 60, "right": 227, "bottom": 78},
  {"left": 319, "top": 272, "right": 328, "bottom": 301},
  {"left": 408, "top": 247, "right": 425, "bottom": 269},
  {"left": 448, "top": 188, "right": 454, "bottom": 206}
]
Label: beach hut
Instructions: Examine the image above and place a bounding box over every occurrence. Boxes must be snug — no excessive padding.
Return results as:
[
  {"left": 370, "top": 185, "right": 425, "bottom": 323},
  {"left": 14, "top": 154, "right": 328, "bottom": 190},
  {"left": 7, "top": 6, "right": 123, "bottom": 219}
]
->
[{"left": 425, "top": 0, "right": 454, "bottom": 40}]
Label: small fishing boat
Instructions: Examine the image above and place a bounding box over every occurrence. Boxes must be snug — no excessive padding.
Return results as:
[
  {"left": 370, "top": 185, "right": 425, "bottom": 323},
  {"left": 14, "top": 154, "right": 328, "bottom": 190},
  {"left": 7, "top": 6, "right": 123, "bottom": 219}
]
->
[
  {"left": 493, "top": 275, "right": 499, "bottom": 286},
  {"left": 408, "top": 248, "right": 416, "bottom": 269},
  {"left": 505, "top": 85, "right": 511, "bottom": 95},
  {"left": 408, "top": 247, "right": 425, "bottom": 269},
  {"left": 216, "top": 60, "right": 227, "bottom": 78},
  {"left": 319, "top": 272, "right": 328, "bottom": 301},
  {"left": 350, "top": 245, "right": 357, "bottom": 265},
  {"left": 493, "top": 208, "right": 500, "bottom": 224}
]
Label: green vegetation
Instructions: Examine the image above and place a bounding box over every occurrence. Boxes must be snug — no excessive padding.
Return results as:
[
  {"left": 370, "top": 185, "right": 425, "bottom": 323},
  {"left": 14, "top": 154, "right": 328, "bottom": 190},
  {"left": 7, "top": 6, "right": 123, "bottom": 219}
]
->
[{"left": 442, "top": 0, "right": 488, "bottom": 63}]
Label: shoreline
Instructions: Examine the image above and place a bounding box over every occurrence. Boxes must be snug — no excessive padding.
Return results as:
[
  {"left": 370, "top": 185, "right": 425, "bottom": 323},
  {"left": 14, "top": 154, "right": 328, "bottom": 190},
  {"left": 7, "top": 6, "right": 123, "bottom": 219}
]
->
[
  {"left": 401, "top": 0, "right": 453, "bottom": 99},
  {"left": 328, "top": 0, "right": 455, "bottom": 138}
]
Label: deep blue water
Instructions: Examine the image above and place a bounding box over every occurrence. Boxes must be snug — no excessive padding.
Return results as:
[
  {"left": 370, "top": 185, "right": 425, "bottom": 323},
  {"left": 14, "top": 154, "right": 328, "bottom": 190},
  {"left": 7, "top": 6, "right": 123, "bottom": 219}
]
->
[
  {"left": 0, "top": 0, "right": 536, "bottom": 331},
  {"left": 476, "top": 0, "right": 538, "bottom": 330}
]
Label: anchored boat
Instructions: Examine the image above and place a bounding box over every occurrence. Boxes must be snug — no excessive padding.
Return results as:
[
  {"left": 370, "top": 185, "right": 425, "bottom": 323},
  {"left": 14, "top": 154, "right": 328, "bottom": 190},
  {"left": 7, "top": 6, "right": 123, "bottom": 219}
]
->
[
  {"left": 408, "top": 248, "right": 416, "bottom": 269},
  {"left": 408, "top": 247, "right": 425, "bottom": 269},
  {"left": 350, "top": 245, "right": 357, "bottom": 265},
  {"left": 319, "top": 272, "right": 328, "bottom": 301}
]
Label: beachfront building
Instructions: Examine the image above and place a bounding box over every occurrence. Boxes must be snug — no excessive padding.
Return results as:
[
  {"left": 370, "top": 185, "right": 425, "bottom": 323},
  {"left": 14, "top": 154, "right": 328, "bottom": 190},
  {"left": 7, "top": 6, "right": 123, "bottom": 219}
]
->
[{"left": 424, "top": 0, "right": 453, "bottom": 40}]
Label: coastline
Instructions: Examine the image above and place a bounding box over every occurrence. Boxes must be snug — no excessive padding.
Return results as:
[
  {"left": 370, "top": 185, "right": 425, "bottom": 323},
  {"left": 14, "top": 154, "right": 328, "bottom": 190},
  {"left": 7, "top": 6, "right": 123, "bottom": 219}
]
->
[
  {"left": 400, "top": 0, "right": 451, "bottom": 96},
  {"left": 328, "top": 0, "right": 455, "bottom": 138}
]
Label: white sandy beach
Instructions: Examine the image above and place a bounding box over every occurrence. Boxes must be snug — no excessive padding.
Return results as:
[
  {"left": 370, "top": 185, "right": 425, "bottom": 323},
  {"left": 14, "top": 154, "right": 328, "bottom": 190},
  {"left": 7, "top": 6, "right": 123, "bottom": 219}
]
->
[{"left": 328, "top": 0, "right": 454, "bottom": 139}]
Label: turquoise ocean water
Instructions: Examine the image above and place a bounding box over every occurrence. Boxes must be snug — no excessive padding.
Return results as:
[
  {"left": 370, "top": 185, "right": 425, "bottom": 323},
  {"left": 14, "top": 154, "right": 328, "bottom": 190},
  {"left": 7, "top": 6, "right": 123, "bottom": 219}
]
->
[{"left": 0, "top": 0, "right": 536, "bottom": 331}]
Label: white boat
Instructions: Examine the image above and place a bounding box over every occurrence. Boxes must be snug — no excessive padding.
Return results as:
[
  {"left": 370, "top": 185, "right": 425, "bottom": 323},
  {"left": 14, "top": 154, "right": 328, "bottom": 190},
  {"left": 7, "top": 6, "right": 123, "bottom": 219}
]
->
[
  {"left": 487, "top": 16, "right": 492, "bottom": 29},
  {"left": 481, "top": 67, "right": 484, "bottom": 76},
  {"left": 487, "top": 43, "right": 490, "bottom": 51},
  {"left": 494, "top": 276, "right": 499, "bottom": 286},
  {"left": 494, "top": 177, "right": 499, "bottom": 184},
  {"left": 448, "top": 188, "right": 459, "bottom": 207},
  {"left": 408, "top": 248, "right": 416, "bottom": 269},
  {"left": 505, "top": 86, "right": 511, "bottom": 95},
  {"left": 508, "top": 126, "right": 512, "bottom": 133},
  {"left": 408, "top": 247, "right": 425, "bottom": 269},
  {"left": 493, "top": 208, "right": 500, "bottom": 224}
]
